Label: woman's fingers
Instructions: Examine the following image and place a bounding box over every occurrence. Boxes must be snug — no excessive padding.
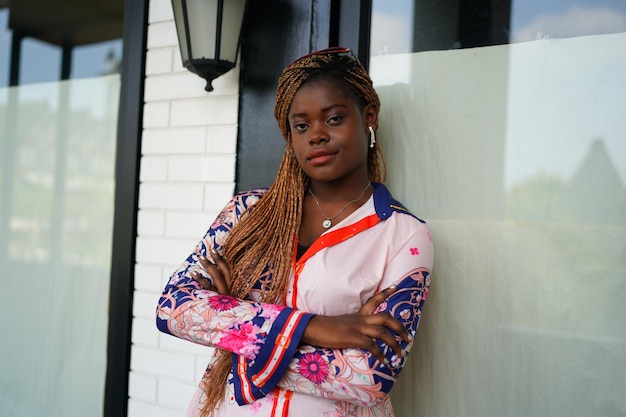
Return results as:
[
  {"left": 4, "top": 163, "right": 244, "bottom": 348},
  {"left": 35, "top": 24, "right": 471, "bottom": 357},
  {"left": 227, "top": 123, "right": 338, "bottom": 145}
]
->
[
  {"left": 359, "top": 284, "right": 397, "bottom": 315},
  {"left": 375, "top": 311, "right": 412, "bottom": 344},
  {"left": 190, "top": 270, "right": 215, "bottom": 290},
  {"left": 360, "top": 314, "right": 407, "bottom": 358},
  {"left": 360, "top": 336, "right": 387, "bottom": 364},
  {"left": 210, "top": 249, "right": 231, "bottom": 285},
  {"left": 303, "top": 313, "right": 409, "bottom": 365},
  {"left": 358, "top": 284, "right": 411, "bottom": 345},
  {"left": 191, "top": 251, "right": 231, "bottom": 295},
  {"left": 200, "top": 255, "right": 230, "bottom": 294},
  {"left": 359, "top": 285, "right": 412, "bottom": 345}
]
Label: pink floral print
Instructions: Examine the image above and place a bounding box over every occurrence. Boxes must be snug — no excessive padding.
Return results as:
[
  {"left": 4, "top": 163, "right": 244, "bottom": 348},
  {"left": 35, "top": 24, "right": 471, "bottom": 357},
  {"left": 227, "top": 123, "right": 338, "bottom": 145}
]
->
[
  {"left": 156, "top": 184, "right": 434, "bottom": 417},
  {"left": 298, "top": 352, "right": 329, "bottom": 384},
  {"left": 209, "top": 294, "right": 240, "bottom": 311}
]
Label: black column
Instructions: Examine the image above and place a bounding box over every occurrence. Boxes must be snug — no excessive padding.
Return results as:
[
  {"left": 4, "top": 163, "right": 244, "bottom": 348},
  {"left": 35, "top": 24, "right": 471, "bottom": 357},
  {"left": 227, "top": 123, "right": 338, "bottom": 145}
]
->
[{"left": 103, "top": 0, "right": 147, "bottom": 416}]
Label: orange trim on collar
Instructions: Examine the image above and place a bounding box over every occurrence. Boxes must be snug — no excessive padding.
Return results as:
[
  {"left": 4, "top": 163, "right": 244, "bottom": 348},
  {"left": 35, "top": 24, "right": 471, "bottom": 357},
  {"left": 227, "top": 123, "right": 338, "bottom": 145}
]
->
[{"left": 290, "top": 213, "right": 381, "bottom": 308}]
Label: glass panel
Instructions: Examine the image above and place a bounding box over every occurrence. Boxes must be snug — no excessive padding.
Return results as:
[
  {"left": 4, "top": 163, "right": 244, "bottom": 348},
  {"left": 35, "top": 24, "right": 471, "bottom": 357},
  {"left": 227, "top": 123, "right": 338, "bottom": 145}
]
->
[
  {"left": 20, "top": 37, "right": 62, "bottom": 84},
  {"left": 510, "top": 0, "right": 626, "bottom": 42},
  {"left": 220, "top": 0, "right": 246, "bottom": 62},
  {"left": 0, "top": 3, "right": 122, "bottom": 416},
  {"left": 0, "top": 75, "right": 120, "bottom": 417},
  {"left": 370, "top": 1, "right": 626, "bottom": 417},
  {"left": 0, "top": 10, "right": 8, "bottom": 84},
  {"left": 0, "top": 9, "right": 122, "bottom": 88},
  {"left": 72, "top": 39, "right": 123, "bottom": 78},
  {"left": 370, "top": 0, "right": 414, "bottom": 55},
  {"left": 187, "top": 0, "right": 218, "bottom": 59},
  {"left": 172, "top": 0, "right": 190, "bottom": 61},
  {"left": 371, "top": 0, "right": 626, "bottom": 54}
]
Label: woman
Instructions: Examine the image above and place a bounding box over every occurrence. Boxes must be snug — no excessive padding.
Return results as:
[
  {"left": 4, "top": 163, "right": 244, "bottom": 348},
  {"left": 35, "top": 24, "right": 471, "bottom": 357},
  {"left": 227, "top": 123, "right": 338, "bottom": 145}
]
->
[{"left": 156, "top": 47, "right": 434, "bottom": 417}]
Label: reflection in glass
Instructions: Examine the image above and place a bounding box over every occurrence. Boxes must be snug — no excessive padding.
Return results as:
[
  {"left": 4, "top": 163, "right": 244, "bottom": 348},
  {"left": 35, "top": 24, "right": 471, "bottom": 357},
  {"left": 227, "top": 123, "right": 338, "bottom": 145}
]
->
[
  {"left": 371, "top": 0, "right": 626, "bottom": 54},
  {"left": 511, "top": 1, "right": 626, "bottom": 42},
  {"left": 0, "top": 76, "right": 119, "bottom": 417},
  {"left": 72, "top": 40, "right": 123, "bottom": 78},
  {"left": 19, "top": 37, "right": 62, "bottom": 84},
  {"left": 370, "top": 2, "right": 626, "bottom": 417},
  {"left": 0, "top": 2, "right": 123, "bottom": 416},
  {"left": 0, "top": 9, "right": 123, "bottom": 88}
]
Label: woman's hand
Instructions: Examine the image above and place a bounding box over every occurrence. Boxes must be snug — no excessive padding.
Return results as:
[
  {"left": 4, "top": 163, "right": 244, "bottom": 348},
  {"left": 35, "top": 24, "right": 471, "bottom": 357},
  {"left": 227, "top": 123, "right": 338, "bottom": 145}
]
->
[
  {"left": 190, "top": 250, "right": 231, "bottom": 295},
  {"left": 300, "top": 285, "right": 411, "bottom": 364}
]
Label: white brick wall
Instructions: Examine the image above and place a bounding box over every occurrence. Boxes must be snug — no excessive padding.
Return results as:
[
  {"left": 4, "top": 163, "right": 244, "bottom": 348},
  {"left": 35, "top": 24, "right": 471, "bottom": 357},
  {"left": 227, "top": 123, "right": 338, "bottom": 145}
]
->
[{"left": 129, "top": 0, "right": 240, "bottom": 415}]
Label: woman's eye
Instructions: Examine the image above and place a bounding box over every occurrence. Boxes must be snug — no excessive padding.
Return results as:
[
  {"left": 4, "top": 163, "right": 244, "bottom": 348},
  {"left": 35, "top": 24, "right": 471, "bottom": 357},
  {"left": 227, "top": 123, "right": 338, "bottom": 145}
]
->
[
  {"left": 327, "top": 115, "right": 344, "bottom": 125},
  {"left": 292, "top": 123, "right": 308, "bottom": 132}
]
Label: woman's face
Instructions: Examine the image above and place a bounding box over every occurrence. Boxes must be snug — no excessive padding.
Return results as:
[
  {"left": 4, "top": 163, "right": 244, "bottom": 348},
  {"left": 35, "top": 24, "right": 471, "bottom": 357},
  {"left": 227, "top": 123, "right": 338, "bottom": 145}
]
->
[{"left": 288, "top": 79, "right": 378, "bottom": 185}]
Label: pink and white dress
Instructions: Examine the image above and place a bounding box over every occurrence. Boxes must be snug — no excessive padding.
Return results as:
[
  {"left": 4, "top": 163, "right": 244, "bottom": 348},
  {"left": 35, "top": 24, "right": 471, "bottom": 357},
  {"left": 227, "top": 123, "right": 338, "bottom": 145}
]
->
[{"left": 157, "top": 183, "right": 434, "bottom": 417}]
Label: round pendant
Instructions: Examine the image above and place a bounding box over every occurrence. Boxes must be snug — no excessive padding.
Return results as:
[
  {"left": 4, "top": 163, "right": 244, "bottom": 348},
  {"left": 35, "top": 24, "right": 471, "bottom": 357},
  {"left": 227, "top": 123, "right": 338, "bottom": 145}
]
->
[{"left": 322, "top": 219, "right": 332, "bottom": 229}]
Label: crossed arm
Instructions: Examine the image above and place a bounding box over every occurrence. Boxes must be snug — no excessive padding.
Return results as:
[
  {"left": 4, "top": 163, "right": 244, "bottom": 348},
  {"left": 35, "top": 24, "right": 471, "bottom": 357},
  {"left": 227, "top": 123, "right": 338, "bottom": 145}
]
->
[
  {"left": 156, "top": 191, "right": 432, "bottom": 406},
  {"left": 192, "top": 249, "right": 430, "bottom": 406}
]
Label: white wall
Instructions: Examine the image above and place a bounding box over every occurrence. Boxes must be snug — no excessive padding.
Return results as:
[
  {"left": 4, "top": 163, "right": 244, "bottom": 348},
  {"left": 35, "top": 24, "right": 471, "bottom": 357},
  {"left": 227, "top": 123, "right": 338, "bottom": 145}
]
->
[{"left": 128, "top": 1, "right": 240, "bottom": 415}]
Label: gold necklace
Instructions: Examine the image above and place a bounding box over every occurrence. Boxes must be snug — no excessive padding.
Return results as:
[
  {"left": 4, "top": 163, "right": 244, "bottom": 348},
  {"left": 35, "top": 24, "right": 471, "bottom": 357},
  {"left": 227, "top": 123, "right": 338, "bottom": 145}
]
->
[{"left": 308, "top": 182, "right": 371, "bottom": 229}]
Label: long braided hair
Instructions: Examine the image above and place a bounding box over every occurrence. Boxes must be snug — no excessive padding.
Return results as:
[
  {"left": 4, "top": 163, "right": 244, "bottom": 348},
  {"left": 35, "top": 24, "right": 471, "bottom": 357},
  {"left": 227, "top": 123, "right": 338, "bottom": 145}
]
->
[{"left": 199, "top": 48, "right": 386, "bottom": 416}]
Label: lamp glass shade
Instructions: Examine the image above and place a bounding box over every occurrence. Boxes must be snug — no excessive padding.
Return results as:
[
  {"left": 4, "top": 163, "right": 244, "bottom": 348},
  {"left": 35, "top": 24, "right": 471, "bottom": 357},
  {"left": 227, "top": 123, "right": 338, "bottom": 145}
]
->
[
  {"left": 190, "top": 1, "right": 218, "bottom": 60},
  {"left": 221, "top": 0, "right": 246, "bottom": 62},
  {"left": 171, "top": 0, "right": 246, "bottom": 91},
  {"left": 171, "top": 0, "right": 190, "bottom": 61}
]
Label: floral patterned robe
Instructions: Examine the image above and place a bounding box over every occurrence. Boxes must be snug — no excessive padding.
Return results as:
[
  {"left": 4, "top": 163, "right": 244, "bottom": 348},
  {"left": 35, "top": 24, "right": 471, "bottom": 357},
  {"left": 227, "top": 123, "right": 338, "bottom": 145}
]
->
[{"left": 156, "top": 183, "right": 434, "bottom": 416}]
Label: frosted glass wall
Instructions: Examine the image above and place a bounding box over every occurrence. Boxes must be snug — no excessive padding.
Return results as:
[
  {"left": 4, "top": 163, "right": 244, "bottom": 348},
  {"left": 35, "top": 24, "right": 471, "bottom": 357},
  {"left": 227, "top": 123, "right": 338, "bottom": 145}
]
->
[
  {"left": 371, "top": 33, "right": 626, "bottom": 417},
  {"left": 0, "top": 75, "right": 119, "bottom": 416}
]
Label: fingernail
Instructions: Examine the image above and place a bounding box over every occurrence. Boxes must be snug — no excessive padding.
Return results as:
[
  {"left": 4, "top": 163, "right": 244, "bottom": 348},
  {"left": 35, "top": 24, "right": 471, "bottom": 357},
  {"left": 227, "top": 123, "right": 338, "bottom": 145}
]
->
[
  {"left": 191, "top": 270, "right": 198, "bottom": 276},
  {"left": 383, "top": 358, "right": 390, "bottom": 365},
  {"left": 388, "top": 284, "right": 397, "bottom": 290},
  {"left": 199, "top": 254, "right": 206, "bottom": 260}
]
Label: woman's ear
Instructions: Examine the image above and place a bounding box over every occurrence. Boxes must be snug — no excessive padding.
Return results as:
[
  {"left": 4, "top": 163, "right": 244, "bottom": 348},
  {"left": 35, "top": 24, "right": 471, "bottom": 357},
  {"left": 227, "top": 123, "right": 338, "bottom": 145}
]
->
[{"left": 363, "top": 103, "right": 379, "bottom": 130}]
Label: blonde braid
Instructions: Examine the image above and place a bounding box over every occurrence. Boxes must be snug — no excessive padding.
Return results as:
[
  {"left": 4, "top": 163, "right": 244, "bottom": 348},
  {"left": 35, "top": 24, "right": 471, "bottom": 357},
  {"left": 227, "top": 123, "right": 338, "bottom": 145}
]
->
[{"left": 199, "top": 49, "right": 385, "bottom": 416}]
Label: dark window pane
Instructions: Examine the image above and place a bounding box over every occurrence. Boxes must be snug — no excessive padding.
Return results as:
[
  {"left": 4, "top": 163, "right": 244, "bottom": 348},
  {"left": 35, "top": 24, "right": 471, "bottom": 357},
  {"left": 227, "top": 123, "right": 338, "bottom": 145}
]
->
[
  {"left": 19, "top": 36, "right": 62, "bottom": 84},
  {"left": 72, "top": 39, "right": 123, "bottom": 78},
  {"left": 371, "top": 0, "right": 626, "bottom": 54}
]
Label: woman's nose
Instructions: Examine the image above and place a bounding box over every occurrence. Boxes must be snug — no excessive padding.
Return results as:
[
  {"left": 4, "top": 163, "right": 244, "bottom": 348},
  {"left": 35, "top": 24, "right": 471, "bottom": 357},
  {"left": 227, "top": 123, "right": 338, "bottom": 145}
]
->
[{"left": 309, "top": 123, "right": 329, "bottom": 144}]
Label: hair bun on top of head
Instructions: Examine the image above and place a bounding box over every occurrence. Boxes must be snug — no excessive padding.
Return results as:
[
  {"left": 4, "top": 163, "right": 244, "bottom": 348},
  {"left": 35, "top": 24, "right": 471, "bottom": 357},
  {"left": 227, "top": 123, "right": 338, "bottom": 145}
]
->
[
  {"left": 284, "top": 47, "right": 366, "bottom": 73},
  {"left": 274, "top": 47, "right": 380, "bottom": 142}
]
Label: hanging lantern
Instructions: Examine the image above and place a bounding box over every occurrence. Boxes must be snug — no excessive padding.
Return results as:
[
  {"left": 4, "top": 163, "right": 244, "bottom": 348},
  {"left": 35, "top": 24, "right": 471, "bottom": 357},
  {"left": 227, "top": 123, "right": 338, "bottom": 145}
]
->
[{"left": 171, "top": 0, "right": 247, "bottom": 92}]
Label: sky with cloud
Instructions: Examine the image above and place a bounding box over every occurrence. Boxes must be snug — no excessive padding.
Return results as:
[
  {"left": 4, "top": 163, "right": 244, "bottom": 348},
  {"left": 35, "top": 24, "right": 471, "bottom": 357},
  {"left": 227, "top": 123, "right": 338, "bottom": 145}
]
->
[
  {"left": 370, "top": 0, "right": 626, "bottom": 188},
  {"left": 512, "top": 3, "right": 626, "bottom": 41},
  {"left": 0, "top": 9, "right": 122, "bottom": 88},
  {"left": 371, "top": 0, "right": 626, "bottom": 54}
]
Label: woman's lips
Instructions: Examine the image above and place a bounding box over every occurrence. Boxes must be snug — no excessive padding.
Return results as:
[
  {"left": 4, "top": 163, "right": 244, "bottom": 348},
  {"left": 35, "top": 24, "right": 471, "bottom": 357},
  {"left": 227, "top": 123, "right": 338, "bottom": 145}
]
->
[{"left": 308, "top": 149, "right": 337, "bottom": 166}]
